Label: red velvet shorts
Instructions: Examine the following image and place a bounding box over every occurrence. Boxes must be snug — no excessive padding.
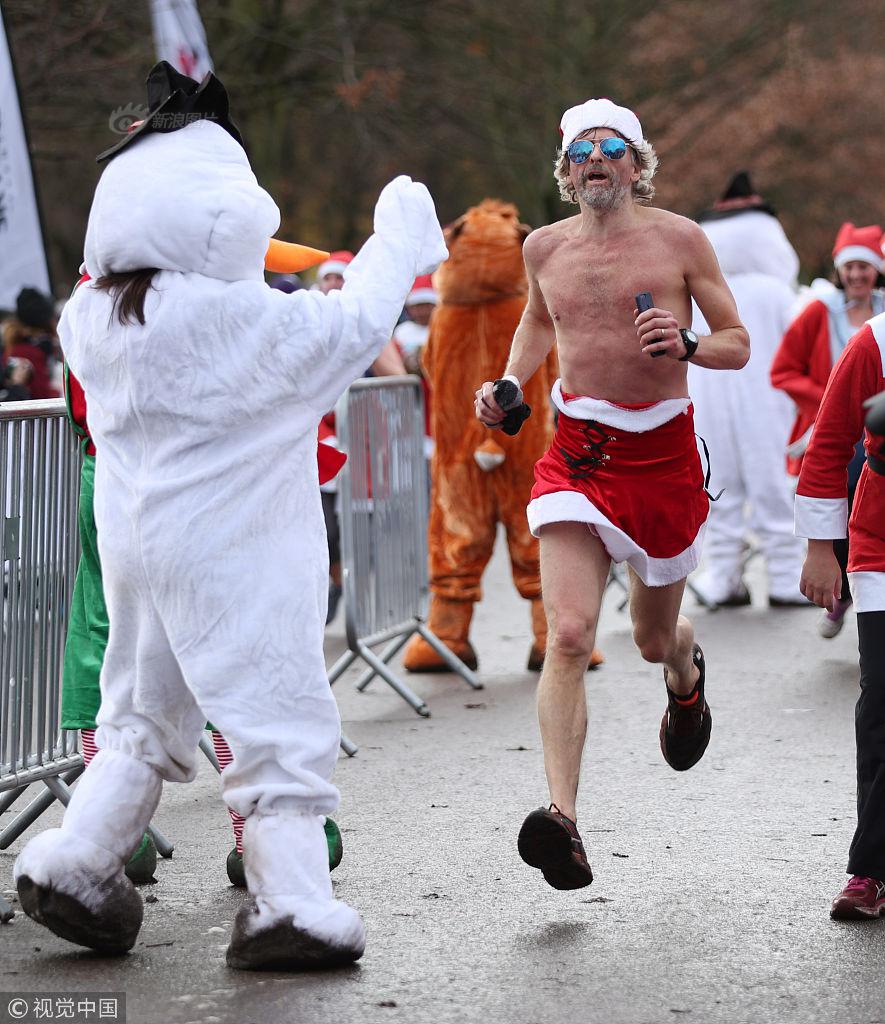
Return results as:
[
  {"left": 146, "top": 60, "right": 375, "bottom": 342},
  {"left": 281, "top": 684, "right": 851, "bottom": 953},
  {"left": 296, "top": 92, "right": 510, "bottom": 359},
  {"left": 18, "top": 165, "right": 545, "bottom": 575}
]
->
[{"left": 527, "top": 391, "right": 709, "bottom": 586}]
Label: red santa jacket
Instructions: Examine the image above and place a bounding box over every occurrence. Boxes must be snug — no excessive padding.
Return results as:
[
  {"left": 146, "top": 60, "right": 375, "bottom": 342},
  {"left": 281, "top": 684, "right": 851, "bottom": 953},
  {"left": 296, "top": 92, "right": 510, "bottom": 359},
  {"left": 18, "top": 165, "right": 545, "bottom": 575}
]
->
[
  {"left": 795, "top": 315, "right": 885, "bottom": 607},
  {"left": 770, "top": 299, "right": 836, "bottom": 476}
]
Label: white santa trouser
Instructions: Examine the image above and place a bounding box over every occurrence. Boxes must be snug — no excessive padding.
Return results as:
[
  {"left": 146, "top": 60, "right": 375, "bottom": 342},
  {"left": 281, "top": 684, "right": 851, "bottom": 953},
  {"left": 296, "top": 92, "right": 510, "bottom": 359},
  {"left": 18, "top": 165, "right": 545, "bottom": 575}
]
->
[
  {"left": 14, "top": 120, "right": 447, "bottom": 951},
  {"left": 690, "top": 272, "right": 804, "bottom": 601}
]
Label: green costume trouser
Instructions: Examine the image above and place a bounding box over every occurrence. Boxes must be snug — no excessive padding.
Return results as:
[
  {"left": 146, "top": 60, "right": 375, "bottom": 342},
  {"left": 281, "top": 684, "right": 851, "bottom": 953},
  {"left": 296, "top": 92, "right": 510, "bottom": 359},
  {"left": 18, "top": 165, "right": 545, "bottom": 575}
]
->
[{"left": 61, "top": 454, "right": 106, "bottom": 730}]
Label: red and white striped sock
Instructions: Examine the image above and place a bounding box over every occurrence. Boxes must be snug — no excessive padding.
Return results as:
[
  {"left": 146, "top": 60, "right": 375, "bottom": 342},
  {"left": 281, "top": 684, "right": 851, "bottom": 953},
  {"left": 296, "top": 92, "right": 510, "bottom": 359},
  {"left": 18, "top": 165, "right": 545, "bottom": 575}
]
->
[
  {"left": 81, "top": 728, "right": 98, "bottom": 767},
  {"left": 211, "top": 731, "right": 244, "bottom": 854}
]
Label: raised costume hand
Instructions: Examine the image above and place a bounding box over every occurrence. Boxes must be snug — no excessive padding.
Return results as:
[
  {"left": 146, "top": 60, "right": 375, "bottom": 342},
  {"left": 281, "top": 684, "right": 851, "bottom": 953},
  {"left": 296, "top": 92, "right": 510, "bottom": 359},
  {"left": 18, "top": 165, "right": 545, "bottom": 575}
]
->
[{"left": 373, "top": 175, "right": 448, "bottom": 276}]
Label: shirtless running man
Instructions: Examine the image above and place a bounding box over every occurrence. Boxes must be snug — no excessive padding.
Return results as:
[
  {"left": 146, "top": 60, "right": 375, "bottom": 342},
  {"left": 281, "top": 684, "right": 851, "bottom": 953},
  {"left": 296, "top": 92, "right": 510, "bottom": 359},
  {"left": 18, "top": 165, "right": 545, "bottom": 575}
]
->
[{"left": 474, "top": 98, "right": 749, "bottom": 890}]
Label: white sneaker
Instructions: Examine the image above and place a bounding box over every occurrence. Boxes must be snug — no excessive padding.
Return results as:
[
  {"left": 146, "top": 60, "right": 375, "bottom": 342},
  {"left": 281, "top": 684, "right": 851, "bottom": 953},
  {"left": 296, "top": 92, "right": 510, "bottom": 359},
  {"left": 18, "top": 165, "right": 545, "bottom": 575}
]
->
[{"left": 818, "top": 598, "right": 852, "bottom": 638}]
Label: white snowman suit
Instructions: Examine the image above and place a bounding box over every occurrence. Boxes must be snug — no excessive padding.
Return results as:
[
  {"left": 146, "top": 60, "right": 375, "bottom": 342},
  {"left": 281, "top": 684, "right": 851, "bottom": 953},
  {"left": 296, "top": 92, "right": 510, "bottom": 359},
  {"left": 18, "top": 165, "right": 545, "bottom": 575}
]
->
[
  {"left": 689, "top": 210, "right": 805, "bottom": 603},
  {"left": 15, "top": 120, "right": 447, "bottom": 955}
]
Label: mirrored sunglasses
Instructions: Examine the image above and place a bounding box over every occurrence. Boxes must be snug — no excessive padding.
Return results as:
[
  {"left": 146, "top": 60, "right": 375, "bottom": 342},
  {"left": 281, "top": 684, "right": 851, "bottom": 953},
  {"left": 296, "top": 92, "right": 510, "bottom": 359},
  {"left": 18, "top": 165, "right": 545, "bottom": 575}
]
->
[{"left": 566, "top": 137, "right": 629, "bottom": 163}]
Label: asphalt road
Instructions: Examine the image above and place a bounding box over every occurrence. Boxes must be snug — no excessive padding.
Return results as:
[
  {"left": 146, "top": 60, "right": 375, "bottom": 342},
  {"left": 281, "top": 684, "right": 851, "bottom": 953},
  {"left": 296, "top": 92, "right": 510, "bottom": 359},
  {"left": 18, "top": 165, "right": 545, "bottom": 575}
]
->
[{"left": 1, "top": 539, "right": 882, "bottom": 1024}]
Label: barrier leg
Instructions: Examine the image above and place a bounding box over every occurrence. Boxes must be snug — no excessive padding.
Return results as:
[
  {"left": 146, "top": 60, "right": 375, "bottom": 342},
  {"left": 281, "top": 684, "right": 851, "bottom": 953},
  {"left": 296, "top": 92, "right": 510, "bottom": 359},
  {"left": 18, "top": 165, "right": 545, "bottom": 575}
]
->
[
  {"left": 0, "top": 766, "right": 84, "bottom": 850},
  {"left": 413, "top": 623, "right": 483, "bottom": 691},
  {"left": 606, "top": 564, "right": 630, "bottom": 612},
  {"left": 340, "top": 733, "right": 358, "bottom": 757},
  {"left": 355, "top": 632, "right": 412, "bottom": 692},
  {"left": 146, "top": 825, "right": 174, "bottom": 859},
  {"left": 356, "top": 642, "right": 430, "bottom": 717},
  {"left": 327, "top": 648, "right": 359, "bottom": 686},
  {"left": 0, "top": 785, "right": 29, "bottom": 815},
  {"left": 199, "top": 732, "right": 221, "bottom": 774}
]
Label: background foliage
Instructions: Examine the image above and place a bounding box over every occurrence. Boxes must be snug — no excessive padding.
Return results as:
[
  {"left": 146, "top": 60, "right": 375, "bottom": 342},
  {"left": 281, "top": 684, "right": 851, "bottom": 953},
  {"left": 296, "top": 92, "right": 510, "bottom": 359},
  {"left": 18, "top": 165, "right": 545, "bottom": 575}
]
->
[{"left": 6, "top": 0, "right": 885, "bottom": 293}]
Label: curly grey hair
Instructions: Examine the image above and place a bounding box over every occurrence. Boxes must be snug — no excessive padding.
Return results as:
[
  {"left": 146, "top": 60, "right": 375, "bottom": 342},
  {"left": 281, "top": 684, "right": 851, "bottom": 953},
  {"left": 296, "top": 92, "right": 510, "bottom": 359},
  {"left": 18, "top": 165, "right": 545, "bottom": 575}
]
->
[{"left": 553, "top": 135, "right": 658, "bottom": 205}]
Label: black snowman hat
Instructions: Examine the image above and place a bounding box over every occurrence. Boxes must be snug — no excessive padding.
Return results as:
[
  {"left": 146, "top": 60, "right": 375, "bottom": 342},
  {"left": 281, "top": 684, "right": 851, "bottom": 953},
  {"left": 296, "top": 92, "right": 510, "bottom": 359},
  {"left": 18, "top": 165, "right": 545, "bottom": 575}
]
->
[
  {"left": 97, "top": 60, "right": 243, "bottom": 163},
  {"left": 697, "top": 171, "right": 778, "bottom": 223}
]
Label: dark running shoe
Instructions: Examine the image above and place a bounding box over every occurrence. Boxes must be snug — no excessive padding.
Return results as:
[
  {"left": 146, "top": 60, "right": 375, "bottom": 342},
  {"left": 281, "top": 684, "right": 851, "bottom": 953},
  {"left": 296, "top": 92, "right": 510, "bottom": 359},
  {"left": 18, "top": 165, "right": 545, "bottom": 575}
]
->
[
  {"left": 830, "top": 876, "right": 885, "bottom": 920},
  {"left": 660, "top": 644, "right": 711, "bottom": 771},
  {"left": 517, "top": 806, "right": 593, "bottom": 890}
]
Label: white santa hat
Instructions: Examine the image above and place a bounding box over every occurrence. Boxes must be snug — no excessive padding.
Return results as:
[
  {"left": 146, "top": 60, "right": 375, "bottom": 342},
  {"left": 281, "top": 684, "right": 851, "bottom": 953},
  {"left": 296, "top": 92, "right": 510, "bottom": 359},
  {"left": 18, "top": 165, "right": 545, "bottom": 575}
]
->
[
  {"left": 316, "top": 249, "right": 354, "bottom": 280},
  {"left": 559, "top": 98, "right": 643, "bottom": 150},
  {"left": 405, "top": 274, "right": 437, "bottom": 306}
]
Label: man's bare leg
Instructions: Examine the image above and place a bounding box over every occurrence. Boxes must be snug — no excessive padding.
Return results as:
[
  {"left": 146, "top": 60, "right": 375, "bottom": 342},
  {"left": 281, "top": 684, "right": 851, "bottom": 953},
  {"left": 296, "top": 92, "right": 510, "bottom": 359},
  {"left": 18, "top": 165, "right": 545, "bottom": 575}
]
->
[
  {"left": 628, "top": 568, "right": 710, "bottom": 771},
  {"left": 537, "top": 523, "right": 611, "bottom": 820},
  {"left": 627, "top": 569, "right": 699, "bottom": 692}
]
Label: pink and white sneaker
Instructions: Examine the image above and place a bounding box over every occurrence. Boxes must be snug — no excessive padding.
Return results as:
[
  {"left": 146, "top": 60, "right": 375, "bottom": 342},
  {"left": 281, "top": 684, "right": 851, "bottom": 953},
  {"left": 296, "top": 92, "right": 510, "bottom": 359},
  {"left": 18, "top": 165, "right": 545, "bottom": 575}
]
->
[{"left": 830, "top": 875, "right": 885, "bottom": 920}]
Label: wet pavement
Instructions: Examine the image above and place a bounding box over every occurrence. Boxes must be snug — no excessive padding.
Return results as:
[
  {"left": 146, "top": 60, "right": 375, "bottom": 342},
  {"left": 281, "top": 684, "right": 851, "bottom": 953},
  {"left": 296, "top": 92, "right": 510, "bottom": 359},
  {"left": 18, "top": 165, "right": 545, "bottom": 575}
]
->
[{"left": 1, "top": 538, "right": 882, "bottom": 1024}]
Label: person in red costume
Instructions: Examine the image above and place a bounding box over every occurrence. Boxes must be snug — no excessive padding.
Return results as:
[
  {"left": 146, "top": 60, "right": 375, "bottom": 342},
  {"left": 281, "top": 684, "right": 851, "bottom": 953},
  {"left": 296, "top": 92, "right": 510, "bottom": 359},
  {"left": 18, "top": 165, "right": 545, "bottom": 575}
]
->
[
  {"left": 772, "top": 222, "right": 885, "bottom": 637},
  {"left": 2, "top": 288, "right": 61, "bottom": 399},
  {"left": 795, "top": 286, "right": 885, "bottom": 920}
]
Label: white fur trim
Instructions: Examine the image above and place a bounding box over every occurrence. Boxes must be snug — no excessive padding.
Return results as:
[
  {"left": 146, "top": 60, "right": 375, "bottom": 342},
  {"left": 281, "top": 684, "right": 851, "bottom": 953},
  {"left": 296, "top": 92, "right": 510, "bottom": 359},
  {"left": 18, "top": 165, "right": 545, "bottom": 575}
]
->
[
  {"left": 406, "top": 287, "right": 437, "bottom": 305},
  {"left": 849, "top": 572, "right": 885, "bottom": 613},
  {"left": 560, "top": 98, "right": 643, "bottom": 149},
  {"left": 794, "top": 494, "right": 848, "bottom": 539},
  {"left": 834, "top": 246, "right": 883, "bottom": 271},
  {"left": 551, "top": 380, "right": 690, "bottom": 431},
  {"left": 526, "top": 489, "right": 706, "bottom": 586},
  {"left": 474, "top": 448, "right": 505, "bottom": 471},
  {"left": 13, "top": 830, "right": 124, "bottom": 914},
  {"left": 868, "top": 312, "right": 885, "bottom": 374},
  {"left": 242, "top": 812, "right": 365, "bottom": 951}
]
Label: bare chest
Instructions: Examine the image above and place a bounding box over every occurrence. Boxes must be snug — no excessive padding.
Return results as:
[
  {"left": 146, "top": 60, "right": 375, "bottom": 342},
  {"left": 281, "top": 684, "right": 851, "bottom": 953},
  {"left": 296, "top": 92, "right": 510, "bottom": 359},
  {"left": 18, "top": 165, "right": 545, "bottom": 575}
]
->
[{"left": 539, "top": 237, "right": 691, "bottom": 329}]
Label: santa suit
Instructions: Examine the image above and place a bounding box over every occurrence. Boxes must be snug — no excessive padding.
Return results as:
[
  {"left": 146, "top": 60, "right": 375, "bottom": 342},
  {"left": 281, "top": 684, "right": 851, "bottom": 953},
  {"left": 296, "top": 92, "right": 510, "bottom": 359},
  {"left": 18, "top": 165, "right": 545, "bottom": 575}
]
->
[
  {"left": 795, "top": 314, "right": 885, "bottom": 878},
  {"left": 689, "top": 210, "right": 805, "bottom": 603},
  {"left": 14, "top": 119, "right": 446, "bottom": 958}
]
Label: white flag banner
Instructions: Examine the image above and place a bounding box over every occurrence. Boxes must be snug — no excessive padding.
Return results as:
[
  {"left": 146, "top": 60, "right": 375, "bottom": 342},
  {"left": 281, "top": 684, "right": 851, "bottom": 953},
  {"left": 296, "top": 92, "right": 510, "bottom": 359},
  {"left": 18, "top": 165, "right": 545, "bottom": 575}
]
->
[
  {"left": 0, "top": 11, "right": 51, "bottom": 309},
  {"left": 150, "top": 0, "right": 214, "bottom": 80}
]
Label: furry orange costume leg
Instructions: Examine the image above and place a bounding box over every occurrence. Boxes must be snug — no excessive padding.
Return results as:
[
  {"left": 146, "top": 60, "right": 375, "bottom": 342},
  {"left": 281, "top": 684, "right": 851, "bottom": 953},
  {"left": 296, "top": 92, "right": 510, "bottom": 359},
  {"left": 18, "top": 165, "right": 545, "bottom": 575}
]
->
[{"left": 403, "top": 459, "right": 496, "bottom": 672}]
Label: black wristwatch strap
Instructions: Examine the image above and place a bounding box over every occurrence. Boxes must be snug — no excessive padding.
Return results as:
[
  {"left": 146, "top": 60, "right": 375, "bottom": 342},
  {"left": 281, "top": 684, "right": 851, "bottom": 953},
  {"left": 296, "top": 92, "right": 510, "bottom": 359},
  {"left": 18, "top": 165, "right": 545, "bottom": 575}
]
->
[{"left": 678, "top": 329, "right": 699, "bottom": 362}]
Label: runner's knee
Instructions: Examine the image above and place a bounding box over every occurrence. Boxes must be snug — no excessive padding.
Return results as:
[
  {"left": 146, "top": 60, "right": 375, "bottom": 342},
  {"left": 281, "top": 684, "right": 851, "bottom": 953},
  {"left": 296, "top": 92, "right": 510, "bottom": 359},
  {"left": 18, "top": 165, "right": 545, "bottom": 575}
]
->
[
  {"left": 548, "top": 612, "right": 596, "bottom": 660},
  {"left": 633, "top": 625, "right": 671, "bottom": 665}
]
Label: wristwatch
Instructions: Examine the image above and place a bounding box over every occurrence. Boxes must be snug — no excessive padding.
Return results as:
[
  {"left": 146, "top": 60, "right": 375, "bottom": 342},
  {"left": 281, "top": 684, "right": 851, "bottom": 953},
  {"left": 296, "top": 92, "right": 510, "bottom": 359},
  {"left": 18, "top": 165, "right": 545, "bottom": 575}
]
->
[{"left": 678, "top": 329, "right": 699, "bottom": 361}]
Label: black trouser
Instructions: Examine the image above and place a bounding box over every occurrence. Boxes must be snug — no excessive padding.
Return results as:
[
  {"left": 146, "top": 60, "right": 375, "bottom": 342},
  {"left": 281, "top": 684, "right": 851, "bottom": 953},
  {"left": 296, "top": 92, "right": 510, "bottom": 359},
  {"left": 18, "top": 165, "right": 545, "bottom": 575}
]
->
[
  {"left": 847, "top": 611, "right": 885, "bottom": 879},
  {"left": 832, "top": 441, "right": 866, "bottom": 600},
  {"left": 321, "top": 491, "right": 340, "bottom": 565}
]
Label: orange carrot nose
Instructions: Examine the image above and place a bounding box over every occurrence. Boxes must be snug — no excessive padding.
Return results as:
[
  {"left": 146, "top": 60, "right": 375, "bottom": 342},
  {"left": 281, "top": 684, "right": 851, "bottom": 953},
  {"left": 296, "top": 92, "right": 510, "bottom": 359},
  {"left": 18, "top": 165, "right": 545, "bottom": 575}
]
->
[{"left": 265, "top": 239, "right": 330, "bottom": 273}]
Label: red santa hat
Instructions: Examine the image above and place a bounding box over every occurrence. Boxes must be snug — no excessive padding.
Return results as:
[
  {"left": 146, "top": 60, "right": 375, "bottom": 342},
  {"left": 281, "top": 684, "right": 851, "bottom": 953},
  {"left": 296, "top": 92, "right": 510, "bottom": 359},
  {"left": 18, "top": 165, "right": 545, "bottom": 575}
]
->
[
  {"left": 405, "top": 274, "right": 437, "bottom": 306},
  {"left": 832, "top": 223, "right": 884, "bottom": 271},
  {"left": 559, "top": 98, "right": 643, "bottom": 150},
  {"left": 317, "top": 250, "right": 354, "bottom": 280}
]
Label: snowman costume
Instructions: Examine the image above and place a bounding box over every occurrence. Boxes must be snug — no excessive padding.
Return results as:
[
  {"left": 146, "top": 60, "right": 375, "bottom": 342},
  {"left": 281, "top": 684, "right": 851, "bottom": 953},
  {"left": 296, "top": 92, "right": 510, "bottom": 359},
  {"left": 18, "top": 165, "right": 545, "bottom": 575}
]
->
[
  {"left": 15, "top": 110, "right": 446, "bottom": 968},
  {"left": 689, "top": 208, "right": 805, "bottom": 604}
]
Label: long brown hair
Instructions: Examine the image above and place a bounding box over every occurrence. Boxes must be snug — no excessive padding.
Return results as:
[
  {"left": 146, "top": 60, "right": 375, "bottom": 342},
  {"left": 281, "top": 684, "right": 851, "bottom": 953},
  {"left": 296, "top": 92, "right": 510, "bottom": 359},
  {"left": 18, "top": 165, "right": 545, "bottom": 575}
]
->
[{"left": 94, "top": 269, "right": 159, "bottom": 326}]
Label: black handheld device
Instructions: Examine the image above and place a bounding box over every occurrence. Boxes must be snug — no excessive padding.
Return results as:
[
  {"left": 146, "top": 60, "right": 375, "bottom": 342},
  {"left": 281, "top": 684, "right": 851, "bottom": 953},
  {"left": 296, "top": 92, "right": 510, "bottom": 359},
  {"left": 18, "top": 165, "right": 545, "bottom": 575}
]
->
[
  {"left": 635, "top": 291, "right": 665, "bottom": 358},
  {"left": 491, "top": 379, "right": 532, "bottom": 436}
]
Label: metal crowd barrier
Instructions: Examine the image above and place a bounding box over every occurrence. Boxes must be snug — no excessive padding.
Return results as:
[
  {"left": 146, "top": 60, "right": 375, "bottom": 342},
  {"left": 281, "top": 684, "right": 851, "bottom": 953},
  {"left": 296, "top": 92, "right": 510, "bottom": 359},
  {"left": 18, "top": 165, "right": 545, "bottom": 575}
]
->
[
  {"left": 327, "top": 377, "right": 481, "bottom": 735},
  {"left": 0, "top": 400, "right": 82, "bottom": 919}
]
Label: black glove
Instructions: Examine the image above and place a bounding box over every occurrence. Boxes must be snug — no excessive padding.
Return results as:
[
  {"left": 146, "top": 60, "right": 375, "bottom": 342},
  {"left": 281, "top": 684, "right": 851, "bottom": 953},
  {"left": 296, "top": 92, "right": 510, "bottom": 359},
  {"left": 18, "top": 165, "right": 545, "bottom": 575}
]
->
[{"left": 492, "top": 378, "right": 532, "bottom": 436}]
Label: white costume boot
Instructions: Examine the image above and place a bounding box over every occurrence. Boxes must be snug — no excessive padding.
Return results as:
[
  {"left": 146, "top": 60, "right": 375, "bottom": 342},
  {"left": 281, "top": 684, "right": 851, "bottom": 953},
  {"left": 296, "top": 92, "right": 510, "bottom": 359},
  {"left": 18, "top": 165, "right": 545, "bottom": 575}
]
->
[
  {"left": 14, "top": 748, "right": 162, "bottom": 953},
  {"left": 227, "top": 812, "right": 365, "bottom": 970}
]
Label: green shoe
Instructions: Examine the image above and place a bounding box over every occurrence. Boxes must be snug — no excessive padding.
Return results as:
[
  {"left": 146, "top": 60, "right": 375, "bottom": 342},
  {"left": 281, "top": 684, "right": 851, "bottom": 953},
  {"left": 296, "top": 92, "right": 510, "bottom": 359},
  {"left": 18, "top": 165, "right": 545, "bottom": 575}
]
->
[
  {"left": 324, "top": 817, "right": 343, "bottom": 872},
  {"left": 226, "top": 847, "right": 246, "bottom": 888},
  {"left": 124, "top": 832, "right": 157, "bottom": 885}
]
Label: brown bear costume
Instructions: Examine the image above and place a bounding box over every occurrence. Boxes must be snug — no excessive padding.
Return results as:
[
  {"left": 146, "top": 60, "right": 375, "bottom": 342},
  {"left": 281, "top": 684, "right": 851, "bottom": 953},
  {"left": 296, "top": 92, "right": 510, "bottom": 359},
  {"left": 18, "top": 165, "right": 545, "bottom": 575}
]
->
[{"left": 403, "top": 200, "right": 603, "bottom": 672}]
